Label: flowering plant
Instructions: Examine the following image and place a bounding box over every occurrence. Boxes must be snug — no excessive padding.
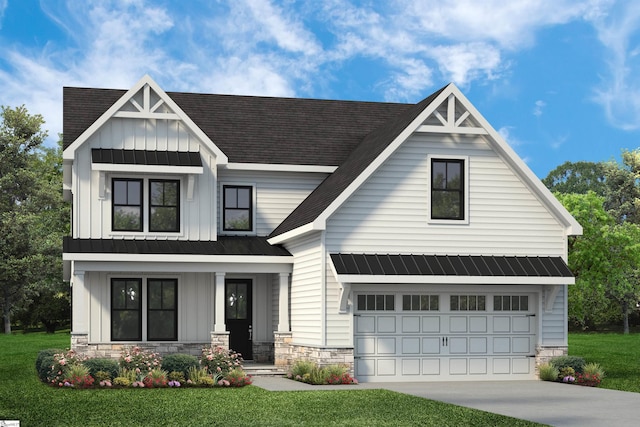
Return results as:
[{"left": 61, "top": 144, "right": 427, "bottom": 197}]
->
[
  {"left": 119, "top": 346, "right": 162, "bottom": 374},
  {"left": 143, "top": 368, "right": 168, "bottom": 388},
  {"left": 224, "top": 368, "right": 252, "bottom": 387},
  {"left": 64, "top": 364, "right": 95, "bottom": 388},
  {"left": 576, "top": 372, "right": 602, "bottom": 387},
  {"left": 47, "top": 349, "right": 88, "bottom": 386},
  {"left": 200, "top": 346, "right": 243, "bottom": 376},
  {"left": 562, "top": 375, "right": 575, "bottom": 384}
]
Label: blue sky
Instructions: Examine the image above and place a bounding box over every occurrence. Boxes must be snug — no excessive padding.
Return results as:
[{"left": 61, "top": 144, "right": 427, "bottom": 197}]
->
[{"left": 1, "top": 0, "right": 639, "bottom": 178}]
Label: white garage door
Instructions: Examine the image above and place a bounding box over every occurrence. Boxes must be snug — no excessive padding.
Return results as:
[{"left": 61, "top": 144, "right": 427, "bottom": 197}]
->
[{"left": 354, "top": 292, "right": 536, "bottom": 382}]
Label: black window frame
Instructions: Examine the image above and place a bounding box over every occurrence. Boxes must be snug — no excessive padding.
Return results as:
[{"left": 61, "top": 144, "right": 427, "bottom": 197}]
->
[
  {"left": 431, "top": 158, "right": 465, "bottom": 220},
  {"left": 223, "top": 185, "right": 253, "bottom": 232},
  {"left": 111, "top": 278, "right": 142, "bottom": 341},
  {"left": 112, "top": 178, "right": 143, "bottom": 232},
  {"left": 147, "top": 279, "right": 178, "bottom": 341},
  {"left": 149, "top": 179, "right": 180, "bottom": 232}
]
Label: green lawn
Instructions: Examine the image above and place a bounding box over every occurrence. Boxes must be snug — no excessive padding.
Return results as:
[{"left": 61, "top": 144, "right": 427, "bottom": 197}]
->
[
  {"left": 0, "top": 332, "right": 540, "bottom": 427},
  {"left": 569, "top": 332, "right": 640, "bottom": 393}
]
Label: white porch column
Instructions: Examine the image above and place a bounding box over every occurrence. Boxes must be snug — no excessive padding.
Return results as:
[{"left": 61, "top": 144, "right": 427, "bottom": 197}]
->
[
  {"left": 71, "top": 270, "right": 88, "bottom": 334},
  {"left": 214, "top": 272, "right": 226, "bottom": 332},
  {"left": 277, "top": 272, "right": 290, "bottom": 332}
]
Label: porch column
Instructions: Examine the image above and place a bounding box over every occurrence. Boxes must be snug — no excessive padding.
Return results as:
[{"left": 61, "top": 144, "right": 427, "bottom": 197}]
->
[
  {"left": 277, "top": 272, "right": 290, "bottom": 332},
  {"left": 213, "top": 272, "right": 226, "bottom": 332},
  {"left": 71, "top": 270, "right": 88, "bottom": 334}
]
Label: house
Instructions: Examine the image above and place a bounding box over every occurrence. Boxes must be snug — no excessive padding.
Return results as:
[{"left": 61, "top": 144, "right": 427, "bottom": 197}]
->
[{"left": 62, "top": 75, "right": 581, "bottom": 382}]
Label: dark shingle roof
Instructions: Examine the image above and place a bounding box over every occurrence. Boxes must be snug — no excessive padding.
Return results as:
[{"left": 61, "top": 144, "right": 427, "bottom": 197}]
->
[
  {"left": 63, "top": 236, "right": 291, "bottom": 256},
  {"left": 63, "top": 87, "right": 411, "bottom": 166},
  {"left": 269, "top": 85, "right": 448, "bottom": 238},
  {"left": 330, "top": 254, "right": 574, "bottom": 277},
  {"left": 92, "top": 149, "right": 202, "bottom": 167}
]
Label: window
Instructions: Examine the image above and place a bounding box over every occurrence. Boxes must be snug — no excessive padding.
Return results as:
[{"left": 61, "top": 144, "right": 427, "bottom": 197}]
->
[
  {"left": 223, "top": 185, "right": 253, "bottom": 231},
  {"left": 450, "top": 295, "right": 486, "bottom": 311},
  {"left": 357, "top": 294, "right": 395, "bottom": 311},
  {"left": 494, "top": 295, "right": 529, "bottom": 311},
  {"left": 111, "top": 279, "right": 142, "bottom": 341},
  {"left": 403, "top": 295, "right": 439, "bottom": 311},
  {"left": 149, "top": 180, "right": 179, "bottom": 232},
  {"left": 431, "top": 159, "right": 465, "bottom": 220},
  {"left": 147, "top": 279, "right": 177, "bottom": 341},
  {"left": 112, "top": 179, "right": 143, "bottom": 231}
]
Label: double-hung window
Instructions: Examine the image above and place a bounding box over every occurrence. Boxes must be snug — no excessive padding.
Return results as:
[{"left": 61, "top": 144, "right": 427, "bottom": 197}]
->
[
  {"left": 112, "top": 178, "right": 180, "bottom": 233},
  {"left": 147, "top": 279, "right": 177, "bottom": 341},
  {"left": 223, "top": 185, "right": 253, "bottom": 231},
  {"left": 112, "top": 179, "right": 143, "bottom": 231},
  {"left": 111, "top": 279, "right": 142, "bottom": 341},
  {"left": 150, "top": 180, "right": 179, "bottom": 232},
  {"left": 431, "top": 158, "right": 465, "bottom": 221}
]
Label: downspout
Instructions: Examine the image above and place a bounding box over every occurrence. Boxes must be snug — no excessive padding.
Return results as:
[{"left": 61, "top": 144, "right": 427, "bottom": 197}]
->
[{"left": 321, "top": 230, "right": 327, "bottom": 346}]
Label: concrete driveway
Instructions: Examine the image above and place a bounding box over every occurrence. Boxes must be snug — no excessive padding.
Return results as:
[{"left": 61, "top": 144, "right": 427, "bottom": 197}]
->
[{"left": 252, "top": 377, "right": 639, "bottom": 426}]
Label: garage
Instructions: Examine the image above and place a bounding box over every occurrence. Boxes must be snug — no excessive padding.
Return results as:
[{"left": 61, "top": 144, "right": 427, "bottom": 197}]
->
[{"left": 354, "top": 291, "right": 537, "bottom": 382}]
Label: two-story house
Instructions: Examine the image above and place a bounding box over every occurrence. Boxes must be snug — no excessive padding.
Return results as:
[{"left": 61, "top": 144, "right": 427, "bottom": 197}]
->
[{"left": 62, "top": 75, "right": 581, "bottom": 382}]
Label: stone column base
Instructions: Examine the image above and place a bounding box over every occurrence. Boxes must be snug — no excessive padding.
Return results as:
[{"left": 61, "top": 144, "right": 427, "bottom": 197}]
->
[
  {"left": 274, "top": 332, "right": 293, "bottom": 367},
  {"left": 210, "top": 331, "right": 230, "bottom": 350}
]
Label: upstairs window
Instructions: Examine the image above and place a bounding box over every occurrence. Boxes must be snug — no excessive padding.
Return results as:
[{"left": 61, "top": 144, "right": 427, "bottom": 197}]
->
[
  {"left": 431, "top": 158, "right": 465, "bottom": 220},
  {"left": 149, "top": 180, "right": 179, "bottom": 232},
  {"left": 113, "top": 179, "right": 143, "bottom": 231},
  {"left": 223, "top": 185, "right": 253, "bottom": 231}
]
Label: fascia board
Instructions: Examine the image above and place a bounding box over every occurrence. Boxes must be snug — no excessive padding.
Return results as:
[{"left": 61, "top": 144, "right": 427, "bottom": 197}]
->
[
  {"left": 91, "top": 163, "right": 204, "bottom": 175},
  {"left": 446, "top": 85, "right": 583, "bottom": 236},
  {"left": 224, "top": 163, "right": 337, "bottom": 173},
  {"left": 63, "top": 252, "right": 293, "bottom": 264},
  {"left": 267, "top": 222, "right": 317, "bottom": 245}
]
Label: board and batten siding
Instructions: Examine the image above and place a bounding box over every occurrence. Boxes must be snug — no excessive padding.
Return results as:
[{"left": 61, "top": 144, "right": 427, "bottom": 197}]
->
[
  {"left": 217, "top": 169, "right": 328, "bottom": 236},
  {"left": 86, "top": 271, "right": 214, "bottom": 343},
  {"left": 72, "top": 117, "right": 218, "bottom": 240},
  {"left": 325, "top": 134, "right": 566, "bottom": 256},
  {"left": 284, "top": 232, "right": 324, "bottom": 346}
]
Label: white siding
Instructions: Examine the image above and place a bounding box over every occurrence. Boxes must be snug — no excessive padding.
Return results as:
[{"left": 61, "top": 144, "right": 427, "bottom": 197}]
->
[
  {"left": 284, "top": 232, "right": 324, "bottom": 346},
  {"left": 541, "top": 285, "right": 567, "bottom": 346},
  {"left": 326, "top": 134, "right": 566, "bottom": 256},
  {"left": 218, "top": 169, "right": 327, "bottom": 236},
  {"left": 72, "top": 117, "right": 218, "bottom": 240},
  {"left": 325, "top": 263, "right": 352, "bottom": 346}
]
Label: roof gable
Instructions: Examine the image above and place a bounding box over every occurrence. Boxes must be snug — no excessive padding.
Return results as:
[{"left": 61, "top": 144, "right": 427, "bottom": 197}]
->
[
  {"left": 63, "top": 75, "right": 228, "bottom": 162},
  {"left": 269, "top": 84, "right": 582, "bottom": 242}
]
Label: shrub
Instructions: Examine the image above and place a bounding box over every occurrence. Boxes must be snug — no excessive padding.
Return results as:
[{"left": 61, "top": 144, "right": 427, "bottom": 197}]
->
[
  {"left": 45, "top": 350, "right": 88, "bottom": 386},
  {"left": 161, "top": 354, "right": 198, "bottom": 377},
  {"left": 65, "top": 364, "right": 95, "bottom": 388},
  {"left": 94, "top": 370, "right": 112, "bottom": 382},
  {"left": 119, "top": 346, "right": 162, "bottom": 374},
  {"left": 37, "top": 355, "right": 56, "bottom": 383},
  {"left": 550, "top": 355, "right": 585, "bottom": 374},
  {"left": 559, "top": 367, "right": 576, "bottom": 383},
  {"left": 83, "top": 358, "right": 119, "bottom": 379},
  {"left": 224, "top": 368, "right": 252, "bottom": 387},
  {"left": 35, "top": 348, "right": 63, "bottom": 375},
  {"left": 187, "top": 366, "right": 213, "bottom": 386},
  {"left": 577, "top": 363, "right": 605, "bottom": 387},
  {"left": 168, "top": 371, "right": 186, "bottom": 383},
  {"left": 200, "top": 346, "right": 243, "bottom": 376},
  {"left": 538, "top": 363, "right": 559, "bottom": 382},
  {"left": 287, "top": 361, "right": 357, "bottom": 385},
  {"left": 143, "top": 368, "right": 168, "bottom": 388},
  {"left": 113, "top": 377, "right": 131, "bottom": 387},
  {"left": 289, "top": 360, "right": 315, "bottom": 380}
]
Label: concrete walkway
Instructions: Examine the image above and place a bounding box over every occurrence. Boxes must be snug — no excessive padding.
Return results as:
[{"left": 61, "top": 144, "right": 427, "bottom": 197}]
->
[{"left": 252, "top": 377, "right": 639, "bottom": 427}]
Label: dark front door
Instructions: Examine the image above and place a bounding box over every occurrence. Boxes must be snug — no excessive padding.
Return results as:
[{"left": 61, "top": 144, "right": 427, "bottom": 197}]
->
[{"left": 225, "top": 279, "right": 253, "bottom": 360}]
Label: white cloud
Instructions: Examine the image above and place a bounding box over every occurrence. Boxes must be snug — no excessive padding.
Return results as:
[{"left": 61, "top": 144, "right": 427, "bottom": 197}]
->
[
  {"left": 0, "top": 0, "right": 7, "bottom": 28},
  {"left": 429, "top": 42, "right": 502, "bottom": 87},
  {"left": 589, "top": 1, "right": 640, "bottom": 130},
  {"left": 533, "top": 100, "right": 546, "bottom": 117}
]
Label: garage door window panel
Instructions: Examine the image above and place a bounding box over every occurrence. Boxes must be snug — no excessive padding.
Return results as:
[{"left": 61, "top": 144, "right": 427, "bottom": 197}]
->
[
  {"left": 450, "top": 295, "right": 486, "bottom": 311},
  {"left": 357, "top": 294, "right": 395, "bottom": 311}
]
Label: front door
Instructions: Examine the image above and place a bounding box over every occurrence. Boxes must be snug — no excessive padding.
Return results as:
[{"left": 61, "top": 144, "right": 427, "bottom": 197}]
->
[{"left": 225, "top": 279, "right": 253, "bottom": 359}]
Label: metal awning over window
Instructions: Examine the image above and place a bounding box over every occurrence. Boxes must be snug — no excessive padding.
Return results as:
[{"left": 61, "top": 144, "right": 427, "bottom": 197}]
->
[{"left": 91, "top": 149, "right": 204, "bottom": 174}]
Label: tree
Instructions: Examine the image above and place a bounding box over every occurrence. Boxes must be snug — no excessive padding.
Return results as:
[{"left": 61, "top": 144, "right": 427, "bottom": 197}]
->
[
  {"left": 603, "top": 149, "right": 640, "bottom": 224},
  {"left": 543, "top": 161, "right": 607, "bottom": 196},
  {"left": 0, "top": 105, "right": 48, "bottom": 334}
]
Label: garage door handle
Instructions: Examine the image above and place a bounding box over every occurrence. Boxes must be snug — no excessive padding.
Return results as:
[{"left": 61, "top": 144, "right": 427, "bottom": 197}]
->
[{"left": 442, "top": 337, "right": 448, "bottom": 346}]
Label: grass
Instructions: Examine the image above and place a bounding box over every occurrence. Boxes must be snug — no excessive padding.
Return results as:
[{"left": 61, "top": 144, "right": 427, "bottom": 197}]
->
[
  {"left": 0, "top": 332, "right": 541, "bottom": 426},
  {"left": 569, "top": 332, "right": 640, "bottom": 393}
]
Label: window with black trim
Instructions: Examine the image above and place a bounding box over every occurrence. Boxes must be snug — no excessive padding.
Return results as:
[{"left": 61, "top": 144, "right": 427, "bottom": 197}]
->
[
  {"left": 431, "top": 159, "right": 464, "bottom": 220},
  {"left": 223, "top": 185, "right": 253, "bottom": 231},
  {"left": 357, "top": 294, "right": 395, "bottom": 311},
  {"left": 494, "top": 295, "right": 529, "bottom": 311},
  {"left": 113, "top": 179, "right": 143, "bottom": 231},
  {"left": 111, "top": 279, "right": 142, "bottom": 341},
  {"left": 149, "top": 180, "right": 179, "bottom": 232},
  {"left": 148, "top": 279, "right": 177, "bottom": 341}
]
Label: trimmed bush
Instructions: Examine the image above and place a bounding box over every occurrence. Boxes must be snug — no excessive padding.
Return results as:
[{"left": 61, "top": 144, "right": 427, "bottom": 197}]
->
[
  {"left": 83, "top": 358, "right": 119, "bottom": 379},
  {"left": 550, "top": 355, "right": 586, "bottom": 374},
  {"left": 162, "top": 353, "right": 198, "bottom": 377},
  {"left": 35, "top": 348, "right": 63, "bottom": 375},
  {"left": 37, "top": 355, "right": 55, "bottom": 382},
  {"left": 538, "top": 363, "right": 559, "bottom": 382}
]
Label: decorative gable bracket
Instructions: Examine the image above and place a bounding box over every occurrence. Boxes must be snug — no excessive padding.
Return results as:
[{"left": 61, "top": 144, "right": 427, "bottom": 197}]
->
[
  {"left": 417, "top": 93, "right": 488, "bottom": 135},
  {"left": 113, "top": 83, "right": 179, "bottom": 120}
]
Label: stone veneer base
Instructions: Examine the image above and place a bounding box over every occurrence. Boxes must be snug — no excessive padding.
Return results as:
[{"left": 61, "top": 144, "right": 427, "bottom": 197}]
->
[{"left": 274, "top": 332, "right": 354, "bottom": 373}]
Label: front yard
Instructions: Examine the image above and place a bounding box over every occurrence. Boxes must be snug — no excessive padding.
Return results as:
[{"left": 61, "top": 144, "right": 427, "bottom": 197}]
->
[{"left": 0, "top": 332, "right": 540, "bottom": 426}]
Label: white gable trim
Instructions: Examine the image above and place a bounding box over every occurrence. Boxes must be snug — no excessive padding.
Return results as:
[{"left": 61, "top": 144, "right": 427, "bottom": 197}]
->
[
  {"left": 63, "top": 75, "right": 228, "bottom": 164},
  {"left": 224, "top": 163, "right": 337, "bottom": 173}
]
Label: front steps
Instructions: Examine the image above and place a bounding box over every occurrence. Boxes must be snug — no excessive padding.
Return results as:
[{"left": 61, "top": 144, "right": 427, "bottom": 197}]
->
[{"left": 243, "top": 363, "right": 287, "bottom": 377}]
